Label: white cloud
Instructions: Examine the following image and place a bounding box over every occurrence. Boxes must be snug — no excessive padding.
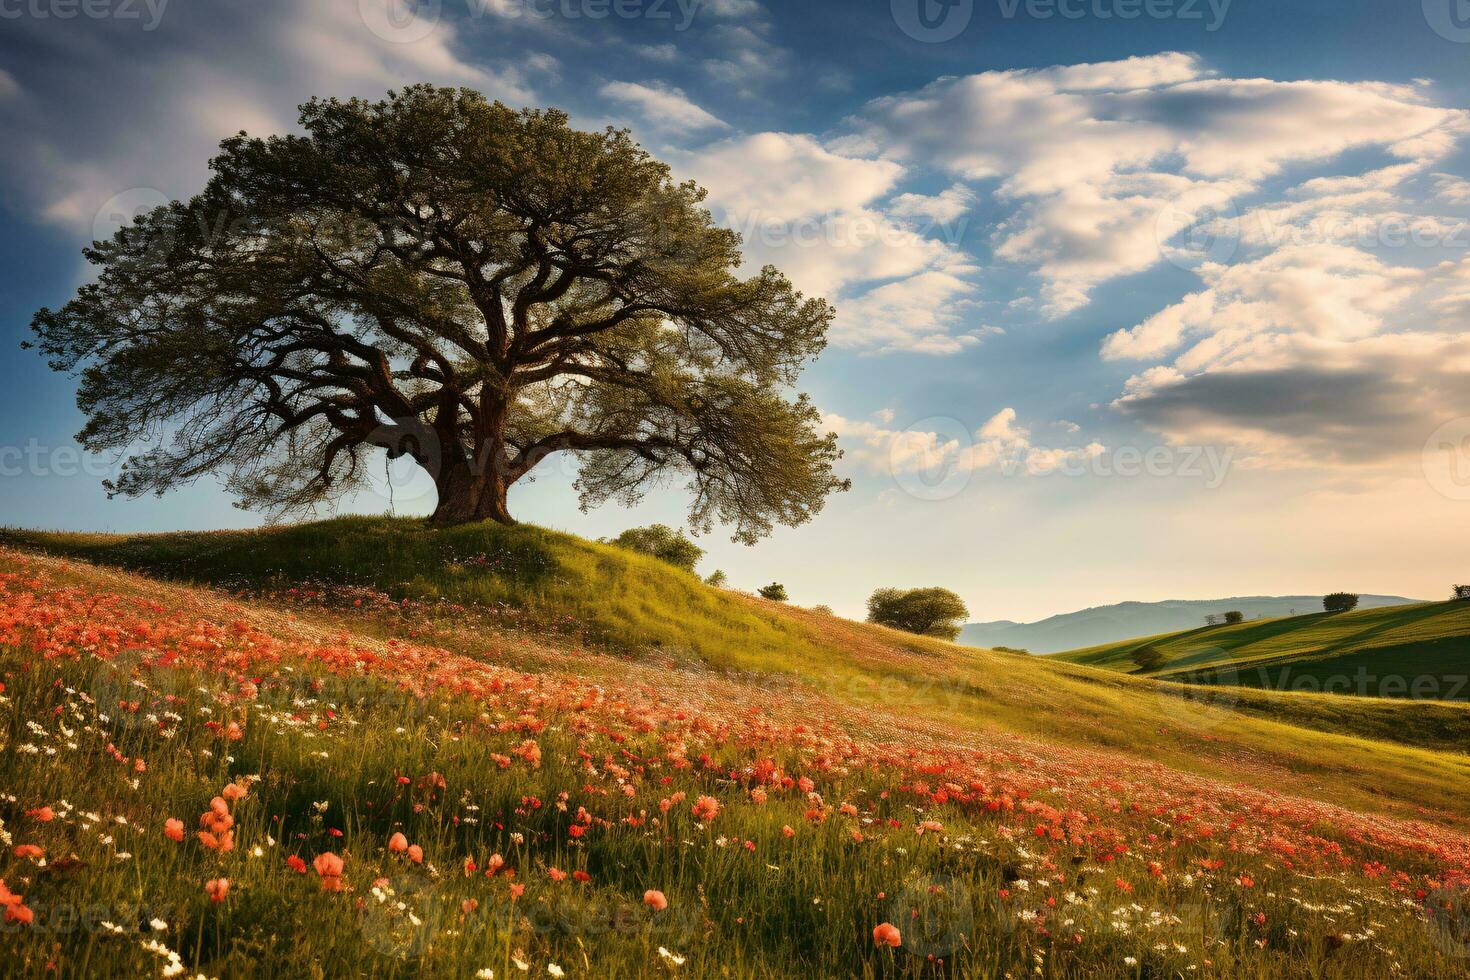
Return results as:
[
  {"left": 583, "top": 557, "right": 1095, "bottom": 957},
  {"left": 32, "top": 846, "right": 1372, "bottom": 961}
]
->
[
  {"left": 842, "top": 53, "right": 1467, "bottom": 315},
  {"left": 1, "top": 0, "right": 527, "bottom": 235},
  {"left": 678, "top": 133, "right": 977, "bottom": 353},
  {"left": 1107, "top": 248, "right": 1470, "bottom": 468},
  {"left": 887, "top": 184, "right": 976, "bottom": 224},
  {"left": 600, "top": 81, "right": 727, "bottom": 132},
  {"left": 825, "top": 408, "right": 1104, "bottom": 479}
]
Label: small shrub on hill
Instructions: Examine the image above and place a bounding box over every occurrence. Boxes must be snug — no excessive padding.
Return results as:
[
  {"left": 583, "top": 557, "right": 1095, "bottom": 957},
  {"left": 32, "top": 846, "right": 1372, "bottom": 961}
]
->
[
  {"left": 604, "top": 525, "right": 703, "bottom": 572},
  {"left": 1131, "top": 644, "right": 1167, "bottom": 672},
  {"left": 866, "top": 587, "right": 969, "bottom": 641},
  {"left": 1324, "top": 592, "right": 1360, "bottom": 613}
]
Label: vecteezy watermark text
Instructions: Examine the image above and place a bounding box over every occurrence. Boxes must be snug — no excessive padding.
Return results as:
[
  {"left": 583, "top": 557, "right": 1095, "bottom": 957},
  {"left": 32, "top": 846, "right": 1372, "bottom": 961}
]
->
[
  {"left": 892, "top": 0, "right": 1229, "bottom": 43},
  {"left": 0, "top": 0, "right": 167, "bottom": 30}
]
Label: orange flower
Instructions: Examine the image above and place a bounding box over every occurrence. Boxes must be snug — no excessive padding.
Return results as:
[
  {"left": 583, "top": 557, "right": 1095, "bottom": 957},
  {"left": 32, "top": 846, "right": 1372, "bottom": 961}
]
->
[
  {"left": 873, "top": 922, "right": 902, "bottom": 948},
  {"left": 164, "top": 818, "right": 185, "bottom": 842},
  {"left": 691, "top": 795, "right": 721, "bottom": 822},
  {"left": 782, "top": 825, "right": 795, "bottom": 837},
  {"left": 205, "top": 878, "right": 230, "bottom": 904},
  {"left": 25, "top": 806, "right": 54, "bottom": 823},
  {"left": 313, "top": 852, "right": 344, "bottom": 878},
  {"left": 509, "top": 883, "right": 525, "bottom": 901},
  {"left": 286, "top": 855, "right": 307, "bottom": 874},
  {"left": 485, "top": 853, "right": 505, "bottom": 876},
  {"left": 643, "top": 889, "right": 669, "bottom": 912},
  {"left": 406, "top": 844, "right": 423, "bottom": 864},
  {"left": 387, "top": 832, "right": 408, "bottom": 853},
  {"left": 548, "top": 867, "right": 567, "bottom": 882},
  {"left": 222, "top": 781, "right": 249, "bottom": 802},
  {"left": 13, "top": 845, "right": 44, "bottom": 860}
]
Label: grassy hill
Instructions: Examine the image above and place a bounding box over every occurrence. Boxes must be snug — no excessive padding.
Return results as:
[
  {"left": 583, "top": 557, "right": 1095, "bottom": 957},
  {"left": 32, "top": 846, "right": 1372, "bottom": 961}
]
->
[
  {"left": 4, "top": 519, "right": 1470, "bottom": 977},
  {"left": 1050, "top": 602, "right": 1470, "bottom": 701}
]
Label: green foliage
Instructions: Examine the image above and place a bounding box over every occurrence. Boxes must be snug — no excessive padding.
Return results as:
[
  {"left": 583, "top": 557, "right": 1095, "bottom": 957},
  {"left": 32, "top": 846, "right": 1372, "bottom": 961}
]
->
[
  {"left": 1324, "top": 592, "right": 1360, "bottom": 613},
  {"left": 604, "top": 524, "right": 702, "bottom": 572},
  {"left": 1224, "top": 610, "right": 1244, "bottom": 625},
  {"left": 757, "top": 582, "right": 788, "bottom": 602},
  {"left": 1130, "top": 644, "right": 1167, "bottom": 672},
  {"left": 704, "top": 569, "right": 728, "bottom": 588},
  {"left": 28, "top": 85, "right": 848, "bottom": 536},
  {"left": 866, "top": 586, "right": 969, "bottom": 641},
  {"left": 809, "top": 604, "right": 834, "bottom": 616}
]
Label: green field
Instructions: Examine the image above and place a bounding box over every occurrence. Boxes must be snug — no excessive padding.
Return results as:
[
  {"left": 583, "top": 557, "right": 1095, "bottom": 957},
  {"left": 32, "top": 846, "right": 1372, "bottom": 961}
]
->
[
  {"left": 1049, "top": 601, "right": 1470, "bottom": 701},
  {"left": 5, "top": 519, "right": 1470, "bottom": 977}
]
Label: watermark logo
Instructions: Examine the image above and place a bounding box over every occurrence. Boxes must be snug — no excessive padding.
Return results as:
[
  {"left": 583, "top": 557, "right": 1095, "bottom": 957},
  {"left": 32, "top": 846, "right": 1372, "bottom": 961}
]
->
[
  {"left": 1150, "top": 645, "right": 1239, "bottom": 731},
  {"left": 359, "top": 0, "right": 442, "bottom": 43},
  {"left": 1424, "top": 888, "right": 1470, "bottom": 957},
  {"left": 1156, "top": 188, "right": 1239, "bottom": 271},
  {"left": 892, "top": 0, "right": 974, "bottom": 42},
  {"left": 89, "top": 650, "right": 181, "bottom": 732},
  {"left": 358, "top": 872, "right": 451, "bottom": 959},
  {"left": 1424, "top": 0, "right": 1470, "bottom": 42},
  {"left": 887, "top": 873, "right": 974, "bottom": 957},
  {"left": 1423, "top": 417, "right": 1470, "bottom": 501}
]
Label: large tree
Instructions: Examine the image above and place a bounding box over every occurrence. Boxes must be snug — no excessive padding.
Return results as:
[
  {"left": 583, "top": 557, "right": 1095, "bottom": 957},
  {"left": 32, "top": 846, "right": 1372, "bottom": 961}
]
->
[{"left": 29, "top": 86, "right": 848, "bottom": 539}]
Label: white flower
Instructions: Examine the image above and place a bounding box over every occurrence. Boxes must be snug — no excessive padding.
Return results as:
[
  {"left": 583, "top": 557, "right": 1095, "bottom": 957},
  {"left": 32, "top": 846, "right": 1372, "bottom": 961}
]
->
[
  {"left": 476, "top": 971, "right": 495, "bottom": 980},
  {"left": 547, "top": 967, "right": 564, "bottom": 978}
]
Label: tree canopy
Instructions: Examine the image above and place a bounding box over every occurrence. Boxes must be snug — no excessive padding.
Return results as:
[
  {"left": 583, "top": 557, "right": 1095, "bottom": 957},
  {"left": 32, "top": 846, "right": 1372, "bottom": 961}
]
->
[
  {"left": 29, "top": 85, "right": 848, "bottom": 539},
  {"left": 866, "top": 587, "right": 969, "bottom": 641}
]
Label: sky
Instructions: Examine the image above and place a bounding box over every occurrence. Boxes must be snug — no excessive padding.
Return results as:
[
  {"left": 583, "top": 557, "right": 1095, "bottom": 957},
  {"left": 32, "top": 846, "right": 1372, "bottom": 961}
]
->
[{"left": 3, "top": 0, "right": 1470, "bottom": 621}]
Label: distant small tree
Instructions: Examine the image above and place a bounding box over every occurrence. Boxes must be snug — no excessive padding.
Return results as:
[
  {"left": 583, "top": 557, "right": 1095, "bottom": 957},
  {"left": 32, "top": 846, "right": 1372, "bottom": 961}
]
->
[
  {"left": 1204, "top": 614, "right": 1222, "bottom": 626},
  {"left": 758, "top": 582, "right": 788, "bottom": 602},
  {"left": 704, "top": 569, "right": 728, "bottom": 588},
  {"left": 992, "top": 646, "right": 1030, "bottom": 655},
  {"left": 865, "top": 587, "right": 969, "bottom": 641},
  {"left": 1453, "top": 585, "right": 1470, "bottom": 601},
  {"left": 810, "top": 604, "right": 834, "bottom": 616},
  {"left": 1223, "top": 610, "right": 1244, "bottom": 625},
  {"left": 1323, "top": 592, "right": 1360, "bottom": 613},
  {"left": 605, "top": 524, "right": 702, "bottom": 572},
  {"left": 1131, "top": 644, "right": 1166, "bottom": 671}
]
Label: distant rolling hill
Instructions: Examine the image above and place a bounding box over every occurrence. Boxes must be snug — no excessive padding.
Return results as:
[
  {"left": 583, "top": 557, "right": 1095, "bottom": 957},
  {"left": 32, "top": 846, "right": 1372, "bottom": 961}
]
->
[
  {"left": 1047, "top": 600, "right": 1470, "bottom": 700},
  {"left": 961, "top": 594, "right": 1423, "bottom": 654}
]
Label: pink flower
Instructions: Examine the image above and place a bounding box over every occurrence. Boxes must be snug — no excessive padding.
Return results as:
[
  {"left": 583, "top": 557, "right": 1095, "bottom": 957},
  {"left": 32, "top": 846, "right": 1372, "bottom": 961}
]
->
[{"left": 643, "top": 889, "right": 669, "bottom": 912}]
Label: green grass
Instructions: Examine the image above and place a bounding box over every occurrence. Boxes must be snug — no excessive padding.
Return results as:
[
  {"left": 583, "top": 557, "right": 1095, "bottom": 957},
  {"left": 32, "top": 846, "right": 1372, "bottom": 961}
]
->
[
  {"left": 9, "top": 518, "right": 1470, "bottom": 829},
  {"left": 5, "top": 547, "right": 1470, "bottom": 978},
  {"left": 0, "top": 516, "right": 839, "bottom": 677},
  {"left": 1049, "top": 602, "right": 1470, "bottom": 701}
]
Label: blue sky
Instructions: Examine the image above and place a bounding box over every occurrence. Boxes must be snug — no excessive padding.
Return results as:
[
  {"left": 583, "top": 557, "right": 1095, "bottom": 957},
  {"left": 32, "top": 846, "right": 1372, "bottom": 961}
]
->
[{"left": 4, "top": 0, "right": 1470, "bottom": 620}]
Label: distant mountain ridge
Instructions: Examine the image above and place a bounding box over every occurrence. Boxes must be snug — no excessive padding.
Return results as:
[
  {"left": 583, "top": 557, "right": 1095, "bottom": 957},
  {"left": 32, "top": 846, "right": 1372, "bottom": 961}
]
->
[{"left": 961, "top": 594, "right": 1425, "bottom": 654}]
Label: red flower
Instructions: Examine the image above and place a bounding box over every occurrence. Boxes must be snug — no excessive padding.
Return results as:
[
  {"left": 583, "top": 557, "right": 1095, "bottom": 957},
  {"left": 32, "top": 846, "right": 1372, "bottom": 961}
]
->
[
  {"left": 643, "top": 889, "right": 668, "bottom": 911},
  {"left": 873, "top": 922, "right": 902, "bottom": 948},
  {"left": 164, "top": 818, "right": 185, "bottom": 842},
  {"left": 205, "top": 878, "right": 230, "bottom": 904}
]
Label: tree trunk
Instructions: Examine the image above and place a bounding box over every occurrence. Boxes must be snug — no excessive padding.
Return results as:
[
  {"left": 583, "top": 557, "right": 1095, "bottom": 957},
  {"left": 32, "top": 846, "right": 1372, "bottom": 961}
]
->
[{"left": 428, "top": 461, "right": 515, "bottom": 527}]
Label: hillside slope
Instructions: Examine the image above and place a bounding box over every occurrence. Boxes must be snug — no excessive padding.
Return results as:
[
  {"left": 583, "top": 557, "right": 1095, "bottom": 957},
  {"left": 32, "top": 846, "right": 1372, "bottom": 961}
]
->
[
  {"left": 1049, "top": 602, "right": 1470, "bottom": 700},
  {"left": 3, "top": 533, "right": 1470, "bottom": 977},
  {"left": 962, "top": 594, "right": 1424, "bottom": 653},
  {"left": 7, "top": 517, "right": 1470, "bottom": 815}
]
